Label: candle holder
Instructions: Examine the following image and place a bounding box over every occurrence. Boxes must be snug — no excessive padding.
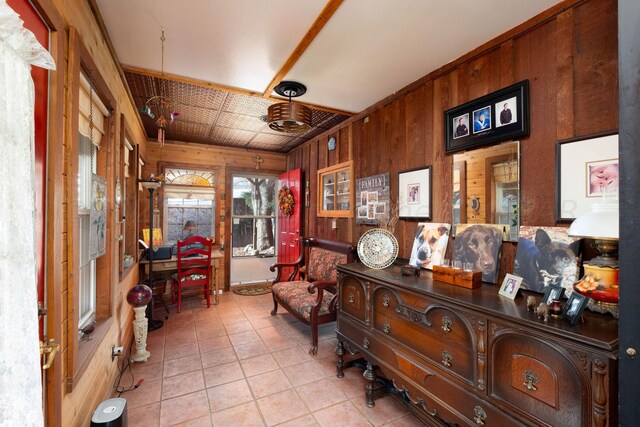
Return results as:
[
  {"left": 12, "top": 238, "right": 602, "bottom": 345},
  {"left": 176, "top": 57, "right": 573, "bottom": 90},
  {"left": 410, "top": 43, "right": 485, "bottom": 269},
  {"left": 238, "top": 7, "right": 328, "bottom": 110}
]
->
[{"left": 126, "top": 284, "right": 153, "bottom": 362}]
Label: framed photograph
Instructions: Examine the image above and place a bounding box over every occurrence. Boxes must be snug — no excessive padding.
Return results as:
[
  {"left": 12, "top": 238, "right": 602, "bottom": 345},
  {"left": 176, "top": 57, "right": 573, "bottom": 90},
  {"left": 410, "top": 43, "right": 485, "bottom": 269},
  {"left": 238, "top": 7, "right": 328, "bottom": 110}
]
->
[
  {"left": 398, "top": 166, "right": 432, "bottom": 219},
  {"left": 542, "top": 284, "right": 564, "bottom": 306},
  {"left": 562, "top": 292, "right": 589, "bottom": 325},
  {"left": 556, "top": 132, "right": 619, "bottom": 221},
  {"left": 408, "top": 223, "right": 451, "bottom": 270},
  {"left": 356, "top": 173, "right": 390, "bottom": 225},
  {"left": 499, "top": 274, "right": 523, "bottom": 299},
  {"left": 444, "top": 80, "right": 529, "bottom": 154}
]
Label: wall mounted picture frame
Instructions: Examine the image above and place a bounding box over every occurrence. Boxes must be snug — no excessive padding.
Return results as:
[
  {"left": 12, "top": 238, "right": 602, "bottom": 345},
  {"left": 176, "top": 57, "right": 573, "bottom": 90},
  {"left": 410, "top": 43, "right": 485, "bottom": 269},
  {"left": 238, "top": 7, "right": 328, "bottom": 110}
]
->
[
  {"left": 555, "top": 132, "right": 619, "bottom": 222},
  {"left": 398, "top": 166, "right": 432, "bottom": 219},
  {"left": 563, "top": 292, "right": 589, "bottom": 325},
  {"left": 355, "top": 173, "right": 390, "bottom": 225},
  {"left": 542, "top": 284, "right": 564, "bottom": 306},
  {"left": 499, "top": 274, "right": 523, "bottom": 299},
  {"left": 444, "top": 80, "right": 529, "bottom": 154}
]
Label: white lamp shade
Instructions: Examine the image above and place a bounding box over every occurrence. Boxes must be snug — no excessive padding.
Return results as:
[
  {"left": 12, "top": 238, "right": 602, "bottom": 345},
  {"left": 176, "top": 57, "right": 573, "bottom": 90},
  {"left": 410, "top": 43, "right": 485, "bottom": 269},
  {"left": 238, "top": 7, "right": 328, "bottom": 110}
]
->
[{"left": 568, "top": 203, "right": 619, "bottom": 239}]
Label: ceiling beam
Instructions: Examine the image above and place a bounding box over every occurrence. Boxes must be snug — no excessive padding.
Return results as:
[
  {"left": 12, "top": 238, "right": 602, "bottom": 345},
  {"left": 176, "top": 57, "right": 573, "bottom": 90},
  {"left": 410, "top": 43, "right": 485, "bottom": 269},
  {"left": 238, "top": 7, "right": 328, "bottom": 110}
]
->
[
  {"left": 261, "top": 0, "right": 344, "bottom": 98},
  {"left": 122, "top": 65, "right": 353, "bottom": 116}
]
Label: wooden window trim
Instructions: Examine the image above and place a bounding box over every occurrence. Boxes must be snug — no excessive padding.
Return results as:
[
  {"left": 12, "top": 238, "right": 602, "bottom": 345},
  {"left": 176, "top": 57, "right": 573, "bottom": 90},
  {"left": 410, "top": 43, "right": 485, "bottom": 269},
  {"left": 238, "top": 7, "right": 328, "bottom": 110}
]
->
[
  {"left": 66, "top": 27, "right": 118, "bottom": 392},
  {"left": 119, "top": 115, "right": 139, "bottom": 280}
]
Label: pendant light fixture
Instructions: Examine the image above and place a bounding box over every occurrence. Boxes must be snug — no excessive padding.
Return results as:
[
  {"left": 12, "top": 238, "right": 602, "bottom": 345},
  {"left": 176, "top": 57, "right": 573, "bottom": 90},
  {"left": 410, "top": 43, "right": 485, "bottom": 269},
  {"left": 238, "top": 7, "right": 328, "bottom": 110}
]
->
[
  {"left": 140, "top": 29, "right": 179, "bottom": 146},
  {"left": 267, "top": 81, "right": 312, "bottom": 133}
]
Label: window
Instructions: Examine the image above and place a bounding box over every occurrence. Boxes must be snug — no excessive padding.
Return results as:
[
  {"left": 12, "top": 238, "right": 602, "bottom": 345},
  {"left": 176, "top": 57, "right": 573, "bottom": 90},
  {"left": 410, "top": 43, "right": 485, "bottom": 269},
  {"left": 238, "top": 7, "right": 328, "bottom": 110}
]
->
[
  {"left": 232, "top": 175, "right": 276, "bottom": 257},
  {"left": 164, "top": 188, "right": 216, "bottom": 244},
  {"left": 77, "top": 71, "right": 109, "bottom": 330}
]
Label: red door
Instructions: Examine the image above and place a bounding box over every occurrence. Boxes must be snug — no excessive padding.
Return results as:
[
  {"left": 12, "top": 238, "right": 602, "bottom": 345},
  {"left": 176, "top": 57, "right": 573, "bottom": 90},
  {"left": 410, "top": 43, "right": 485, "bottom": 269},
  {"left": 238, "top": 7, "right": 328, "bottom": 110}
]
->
[{"left": 277, "top": 169, "right": 303, "bottom": 279}]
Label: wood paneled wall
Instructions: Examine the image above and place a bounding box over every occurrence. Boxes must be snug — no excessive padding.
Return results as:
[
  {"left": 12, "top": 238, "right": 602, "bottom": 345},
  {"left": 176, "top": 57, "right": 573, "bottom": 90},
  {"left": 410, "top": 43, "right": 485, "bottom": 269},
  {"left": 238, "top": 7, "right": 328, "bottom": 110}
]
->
[{"left": 287, "top": 0, "right": 618, "bottom": 281}]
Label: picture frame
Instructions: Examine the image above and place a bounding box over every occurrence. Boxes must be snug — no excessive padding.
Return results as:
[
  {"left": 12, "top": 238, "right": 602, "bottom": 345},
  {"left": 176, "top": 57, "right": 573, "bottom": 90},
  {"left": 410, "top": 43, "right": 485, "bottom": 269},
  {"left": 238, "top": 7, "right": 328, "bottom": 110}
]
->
[
  {"left": 555, "top": 132, "right": 619, "bottom": 222},
  {"left": 562, "top": 292, "right": 589, "bottom": 325},
  {"left": 444, "top": 80, "right": 529, "bottom": 154},
  {"left": 499, "top": 273, "right": 523, "bottom": 299},
  {"left": 398, "top": 166, "right": 432, "bottom": 219},
  {"left": 542, "top": 284, "right": 564, "bottom": 306}
]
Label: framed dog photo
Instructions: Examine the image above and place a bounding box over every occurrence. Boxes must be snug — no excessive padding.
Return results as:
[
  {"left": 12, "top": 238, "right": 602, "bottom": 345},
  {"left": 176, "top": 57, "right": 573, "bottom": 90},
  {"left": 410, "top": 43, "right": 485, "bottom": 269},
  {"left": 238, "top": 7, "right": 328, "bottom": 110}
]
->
[
  {"left": 555, "top": 132, "right": 619, "bottom": 222},
  {"left": 542, "top": 284, "right": 564, "bottom": 306},
  {"left": 444, "top": 80, "right": 529, "bottom": 154},
  {"left": 562, "top": 292, "right": 589, "bottom": 325},
  {"left": 499, "top": 274, "right": 523, "bottom": 299},
  {"left": 398, "top": 166, "right": 432, "bottom": 219}
]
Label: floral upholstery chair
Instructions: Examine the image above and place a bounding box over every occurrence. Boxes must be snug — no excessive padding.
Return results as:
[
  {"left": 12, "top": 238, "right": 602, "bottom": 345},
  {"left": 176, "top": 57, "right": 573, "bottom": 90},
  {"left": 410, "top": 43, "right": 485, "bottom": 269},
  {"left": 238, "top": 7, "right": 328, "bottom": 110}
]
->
[{"left": 270, "top": 238, "right": 356, "bottom": 355}]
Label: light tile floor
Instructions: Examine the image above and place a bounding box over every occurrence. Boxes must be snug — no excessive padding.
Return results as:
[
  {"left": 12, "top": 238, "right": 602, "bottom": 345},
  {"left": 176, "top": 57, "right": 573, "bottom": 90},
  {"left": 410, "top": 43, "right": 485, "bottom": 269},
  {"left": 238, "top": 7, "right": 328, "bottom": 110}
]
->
[{"left": 121, "top": 291, "right": 424, "bottom": 426}]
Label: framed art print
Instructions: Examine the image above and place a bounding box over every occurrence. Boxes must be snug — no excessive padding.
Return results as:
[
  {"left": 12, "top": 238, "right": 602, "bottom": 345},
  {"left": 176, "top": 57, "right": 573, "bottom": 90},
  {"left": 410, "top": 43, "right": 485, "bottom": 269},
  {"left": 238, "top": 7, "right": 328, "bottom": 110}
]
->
[
  {"left": 542, "top": 284, "right": 564, "bottom": 306},
  {"left": 499, "top": 274, "right": 523, "bottom": 299},
  {"left": 563, "top": 292, "right": 589, "bottom": 325},
  {"left": 398, "top": 166, "right": 432, "bottom": 219},
  {"left": 556, "top": 132, "right": 619, "bottom": 222},
  {"left": 444, "top": 80, "right": 529, "bottom": 154}
]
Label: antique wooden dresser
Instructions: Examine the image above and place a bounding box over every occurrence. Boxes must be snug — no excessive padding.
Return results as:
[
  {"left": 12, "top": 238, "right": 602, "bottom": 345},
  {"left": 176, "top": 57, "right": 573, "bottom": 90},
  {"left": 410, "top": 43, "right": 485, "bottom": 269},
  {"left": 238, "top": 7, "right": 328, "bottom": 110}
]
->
[{"left": 336, "top": 263, "right": 618, "bottom": 426}]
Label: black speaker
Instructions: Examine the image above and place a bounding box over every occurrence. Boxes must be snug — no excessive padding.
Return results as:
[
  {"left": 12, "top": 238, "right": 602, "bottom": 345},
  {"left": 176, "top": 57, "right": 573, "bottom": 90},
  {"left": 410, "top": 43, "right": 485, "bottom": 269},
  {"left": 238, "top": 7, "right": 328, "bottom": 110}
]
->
[{"left": 90, "top": 398, "right": 127, "bottom": 427}]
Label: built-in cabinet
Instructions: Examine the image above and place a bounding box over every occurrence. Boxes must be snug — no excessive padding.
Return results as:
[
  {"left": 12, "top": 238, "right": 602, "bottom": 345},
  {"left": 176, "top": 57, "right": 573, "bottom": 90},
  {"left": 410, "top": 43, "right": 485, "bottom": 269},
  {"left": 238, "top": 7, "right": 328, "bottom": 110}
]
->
[
  {"left": 317, "top": 160, "right": 354, "bottom": 218},
  {"left": 337, "top": 262, "right": 618, "bottom": 426}
]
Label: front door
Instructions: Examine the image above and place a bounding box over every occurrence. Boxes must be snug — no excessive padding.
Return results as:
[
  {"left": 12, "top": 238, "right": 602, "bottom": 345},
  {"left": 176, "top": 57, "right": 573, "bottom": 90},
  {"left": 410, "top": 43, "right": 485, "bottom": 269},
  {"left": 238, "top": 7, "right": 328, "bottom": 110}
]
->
[{"left": 277, "top": 169, "right": 303, "bottom": 279}]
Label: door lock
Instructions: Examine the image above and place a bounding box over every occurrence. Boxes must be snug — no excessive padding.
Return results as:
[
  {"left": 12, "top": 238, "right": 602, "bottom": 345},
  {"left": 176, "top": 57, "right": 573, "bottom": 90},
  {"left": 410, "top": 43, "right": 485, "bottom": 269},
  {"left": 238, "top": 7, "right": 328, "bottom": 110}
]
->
[{"left": 40, "top": 339, "right": 60, "bottom": 370}]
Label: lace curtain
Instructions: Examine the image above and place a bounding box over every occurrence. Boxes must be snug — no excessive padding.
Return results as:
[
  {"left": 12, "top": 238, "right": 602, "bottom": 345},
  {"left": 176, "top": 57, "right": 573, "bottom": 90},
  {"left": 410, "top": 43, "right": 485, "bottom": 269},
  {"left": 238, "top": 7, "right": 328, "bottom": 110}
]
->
[{"left": 0, "top": 1, "right": 55, "bottom": 426}]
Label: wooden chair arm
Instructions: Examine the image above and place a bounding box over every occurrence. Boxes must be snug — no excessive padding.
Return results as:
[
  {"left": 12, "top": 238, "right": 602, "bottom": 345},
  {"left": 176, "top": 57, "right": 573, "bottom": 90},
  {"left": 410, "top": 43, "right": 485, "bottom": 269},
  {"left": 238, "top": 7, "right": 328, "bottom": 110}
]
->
[{"left": 270, "top": 250, "right": 305, "bottom": 282}]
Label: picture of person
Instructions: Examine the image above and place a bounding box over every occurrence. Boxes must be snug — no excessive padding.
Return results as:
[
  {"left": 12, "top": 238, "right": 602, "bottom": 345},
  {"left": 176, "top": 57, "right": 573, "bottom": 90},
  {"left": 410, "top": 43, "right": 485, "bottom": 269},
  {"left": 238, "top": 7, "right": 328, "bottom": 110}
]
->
[
  {"left": 375, "top": 203, "right": 385, "bottom": 214},
  {"left": 358, "top": 206, "right": 367, "bottom": 218},
  {"left": 361, "top": 191, "right": 368, "bottom": 207},
  {"left": 453, "top": 113, "right": 469, "bottom": 139},
  {"left": 544, "top": 287, "right": 561, "bottom": 305},
  {"left": 407, "top": 184, "right": 420, "bottom": 204},
  {"left": 587, "top": 160, "right": 619, "bottom": 196},
  {"left": 567, "top": 297, "right": 581, "bottom": 316},
  {"left": 472, "top": 107, "right": 491, "bottom": 133},
  {"left": 504, "top": 278, "right": 516, "bottom": 294},
  {"left": 367, "top": 203, "right": 375, "bottom": 219},
  {"left": 367, "top": 191, "right": 378, "bottom": 204},
  {"left": 494, "top": 96, "right": 518, "bottom": 128}
]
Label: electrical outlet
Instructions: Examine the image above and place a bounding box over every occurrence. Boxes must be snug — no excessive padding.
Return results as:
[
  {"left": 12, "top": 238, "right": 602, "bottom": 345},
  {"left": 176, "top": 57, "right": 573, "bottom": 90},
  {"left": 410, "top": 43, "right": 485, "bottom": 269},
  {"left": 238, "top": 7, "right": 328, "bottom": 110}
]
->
[{"left": 111, "top": 345, "right": 124, "bottom": 361}]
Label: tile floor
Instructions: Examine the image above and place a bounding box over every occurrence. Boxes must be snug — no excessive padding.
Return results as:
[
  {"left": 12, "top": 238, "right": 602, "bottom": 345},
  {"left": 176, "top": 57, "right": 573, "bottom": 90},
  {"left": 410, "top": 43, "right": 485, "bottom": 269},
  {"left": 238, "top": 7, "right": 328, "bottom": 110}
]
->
[{"left": 122, "top": 290, "right": 424, "bottom": 426}]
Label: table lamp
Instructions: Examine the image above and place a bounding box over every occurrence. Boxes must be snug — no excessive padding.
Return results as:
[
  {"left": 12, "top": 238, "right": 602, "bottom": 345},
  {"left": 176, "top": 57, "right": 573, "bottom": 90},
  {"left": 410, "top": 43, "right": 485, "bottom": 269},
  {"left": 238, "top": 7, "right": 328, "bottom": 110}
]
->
[
  {"left": 569, "top": 202, "right": 619, "bottom": 318},
  {"left": 183, "top": 220, "right": 197, "bottom": 237},
  {"left": 126, "top": 284, "right": 153, "bottom": 362}
]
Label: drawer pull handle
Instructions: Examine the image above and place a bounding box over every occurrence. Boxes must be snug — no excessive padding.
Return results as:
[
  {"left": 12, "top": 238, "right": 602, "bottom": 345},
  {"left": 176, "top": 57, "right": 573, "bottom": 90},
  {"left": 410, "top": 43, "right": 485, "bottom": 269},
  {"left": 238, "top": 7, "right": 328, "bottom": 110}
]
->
[
  {"left": 473, "top": 406, "right": 487, "bottom": 426},
  {"left": 383, "top": 321, "right": 391, "bottom": 334},
  {"left": 523, "top": 370, "right": 540, "bottom": 391},
  {"left": 382, "top": 294, "right": 390, "bottom": 307},
  {"left": 442, "top": 350, "right": 452, "bottom": 368},
  {"left": 363, "top": 337, "right": 370, "bottom": 349},
  {"left": 442, "top": 316, "right": 452, "bottom": 333},
  {"left": 348, "top": 294, "right": 354, "bottom": 304}
]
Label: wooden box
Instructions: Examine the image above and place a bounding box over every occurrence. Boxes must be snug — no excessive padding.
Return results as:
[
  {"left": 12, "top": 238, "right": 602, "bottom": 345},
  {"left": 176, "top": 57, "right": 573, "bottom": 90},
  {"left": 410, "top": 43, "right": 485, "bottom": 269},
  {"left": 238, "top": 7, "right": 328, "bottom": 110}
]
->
[{"left": 432, "top": 265, "right": 481, "bottom": 289}]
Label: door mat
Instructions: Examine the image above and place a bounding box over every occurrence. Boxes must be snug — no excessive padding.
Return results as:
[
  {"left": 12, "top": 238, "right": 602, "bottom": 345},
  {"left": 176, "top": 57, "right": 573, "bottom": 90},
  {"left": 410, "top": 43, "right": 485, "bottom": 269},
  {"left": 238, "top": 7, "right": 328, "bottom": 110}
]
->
[{"left": 232, "top": 283, "right": 272, "bottom": 296}]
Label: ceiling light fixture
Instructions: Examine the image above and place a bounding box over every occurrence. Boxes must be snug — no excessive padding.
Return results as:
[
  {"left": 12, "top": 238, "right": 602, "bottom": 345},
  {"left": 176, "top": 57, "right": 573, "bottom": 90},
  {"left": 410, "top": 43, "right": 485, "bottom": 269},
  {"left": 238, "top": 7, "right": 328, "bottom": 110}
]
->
[
  {"left": 267, "top": 81, "right": 312, "bottom": 133},
  {"left": 140, "top": 29, "right": 179, "bottom": 146}
]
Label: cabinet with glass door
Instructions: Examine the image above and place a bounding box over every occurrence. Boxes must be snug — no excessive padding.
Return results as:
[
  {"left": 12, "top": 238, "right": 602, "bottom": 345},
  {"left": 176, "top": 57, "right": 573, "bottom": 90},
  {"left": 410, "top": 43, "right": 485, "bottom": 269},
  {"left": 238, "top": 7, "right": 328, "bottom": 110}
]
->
[{"left": 317, "top": 161, "right": 353, "bottom": 218}]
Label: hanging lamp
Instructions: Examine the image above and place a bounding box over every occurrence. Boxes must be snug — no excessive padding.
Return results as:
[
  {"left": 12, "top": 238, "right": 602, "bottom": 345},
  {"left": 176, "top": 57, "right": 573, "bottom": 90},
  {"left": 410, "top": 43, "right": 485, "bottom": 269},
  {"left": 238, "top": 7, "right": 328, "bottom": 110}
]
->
[
  {"left": 267, "top": 81, "right": 312, "bottom": 133},
  {"left": 140, "top": 29, "right": 179, "bottom": 146}
]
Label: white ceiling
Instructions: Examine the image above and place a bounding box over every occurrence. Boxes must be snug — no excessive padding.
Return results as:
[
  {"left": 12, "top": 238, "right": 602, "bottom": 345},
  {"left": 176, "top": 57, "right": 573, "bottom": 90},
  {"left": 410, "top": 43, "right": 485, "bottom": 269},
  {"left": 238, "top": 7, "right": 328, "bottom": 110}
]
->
[{"left": 96, "top": 0, "right": 563, "bottom": 114}]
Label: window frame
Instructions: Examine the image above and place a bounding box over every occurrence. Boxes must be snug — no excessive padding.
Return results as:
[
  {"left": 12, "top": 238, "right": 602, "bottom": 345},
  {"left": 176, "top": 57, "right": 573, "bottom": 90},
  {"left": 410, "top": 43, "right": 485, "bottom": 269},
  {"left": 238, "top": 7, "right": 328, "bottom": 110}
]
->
[
  {"left": 119, "top": 115, "right": 139, "bottom": 278},
  {"left": 66, "top": 28, "right": 117, "bottom": 391}
]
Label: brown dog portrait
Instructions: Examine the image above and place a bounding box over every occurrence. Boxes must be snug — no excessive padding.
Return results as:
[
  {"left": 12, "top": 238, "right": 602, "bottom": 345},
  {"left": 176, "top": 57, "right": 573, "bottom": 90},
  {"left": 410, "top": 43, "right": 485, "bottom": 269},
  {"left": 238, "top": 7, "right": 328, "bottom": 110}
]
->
[
  {"left": 409, "top": 223, "right": 451, "bottom": 270},
  {"left": 453, "top": 224, "right": 503, "bottom": 283}
]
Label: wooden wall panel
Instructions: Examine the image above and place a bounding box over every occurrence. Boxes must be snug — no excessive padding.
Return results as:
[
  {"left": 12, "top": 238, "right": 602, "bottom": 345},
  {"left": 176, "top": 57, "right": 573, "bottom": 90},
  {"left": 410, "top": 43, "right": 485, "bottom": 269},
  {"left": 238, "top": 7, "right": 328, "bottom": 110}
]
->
[{"left": 286, "top": 0, "right": 618, "bottom": 268}]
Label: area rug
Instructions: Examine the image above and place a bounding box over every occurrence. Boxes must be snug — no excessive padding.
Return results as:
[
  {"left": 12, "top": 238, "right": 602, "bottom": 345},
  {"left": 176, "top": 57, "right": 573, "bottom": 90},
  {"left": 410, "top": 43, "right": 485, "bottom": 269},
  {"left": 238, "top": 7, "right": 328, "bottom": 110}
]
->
[{"left": 232, "top": 283, "right": 272, "bottom": 296}]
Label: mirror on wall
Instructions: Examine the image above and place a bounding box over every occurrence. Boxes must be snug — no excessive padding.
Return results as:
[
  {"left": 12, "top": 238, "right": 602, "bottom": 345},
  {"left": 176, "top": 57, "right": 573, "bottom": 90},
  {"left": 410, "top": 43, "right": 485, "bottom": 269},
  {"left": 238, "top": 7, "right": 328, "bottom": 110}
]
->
[{"left": 452, "top": 141, "right": 520, "bottom": 241}]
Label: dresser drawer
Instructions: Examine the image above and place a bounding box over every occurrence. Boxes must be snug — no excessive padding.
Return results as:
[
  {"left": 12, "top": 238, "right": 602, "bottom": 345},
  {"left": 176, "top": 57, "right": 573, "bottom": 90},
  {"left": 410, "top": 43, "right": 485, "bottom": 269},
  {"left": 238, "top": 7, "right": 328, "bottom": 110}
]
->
[
  {"left": 372, "top": 286, "right": 479, "bottom": 386},
  {"left": 339, "top": 274, "right": 367, "bottom": 322},
  {"left": 489, "top": 325, "right": 590, "bottom": 427}
]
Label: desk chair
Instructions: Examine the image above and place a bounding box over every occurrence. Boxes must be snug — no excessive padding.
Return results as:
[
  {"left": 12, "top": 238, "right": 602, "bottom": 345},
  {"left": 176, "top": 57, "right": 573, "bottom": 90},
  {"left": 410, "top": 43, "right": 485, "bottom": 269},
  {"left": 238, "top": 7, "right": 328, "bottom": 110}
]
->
[{"left": 170, "top": 236, "right": 213, "bottom": 313}]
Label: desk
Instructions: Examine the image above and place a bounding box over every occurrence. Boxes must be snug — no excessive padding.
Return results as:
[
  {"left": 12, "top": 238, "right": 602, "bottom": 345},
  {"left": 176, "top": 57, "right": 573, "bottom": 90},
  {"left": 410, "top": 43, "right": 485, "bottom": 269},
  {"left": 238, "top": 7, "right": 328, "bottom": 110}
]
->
[{"left": 140, "top": 250, "right": 223, "bottom": 304}]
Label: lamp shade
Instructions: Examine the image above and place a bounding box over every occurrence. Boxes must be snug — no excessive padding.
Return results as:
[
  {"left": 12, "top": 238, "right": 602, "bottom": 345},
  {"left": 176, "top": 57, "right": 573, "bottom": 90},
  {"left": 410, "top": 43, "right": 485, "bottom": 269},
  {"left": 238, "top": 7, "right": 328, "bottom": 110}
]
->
[
  {"left": 568, "top": 203, "right": 619, "bottom": 239},
  {"left": 126, "top": 284, "right": 153, "bottom": 307},
  {"left": 142, "top": 228, "right": 163, "bottom": 247},
  {"left": 183, "top": 220, "right": 198, "bottom": 231}
]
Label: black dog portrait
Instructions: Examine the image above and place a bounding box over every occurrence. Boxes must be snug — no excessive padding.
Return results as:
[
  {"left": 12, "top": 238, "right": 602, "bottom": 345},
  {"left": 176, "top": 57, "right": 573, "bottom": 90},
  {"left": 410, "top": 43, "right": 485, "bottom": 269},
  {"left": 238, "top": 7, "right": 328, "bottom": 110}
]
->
[
  {"left": 514, "top": 227, "right": 580, "bottom": 294},
  {"left": 453, "top": 224, "right": 503, "bottom": 283}
]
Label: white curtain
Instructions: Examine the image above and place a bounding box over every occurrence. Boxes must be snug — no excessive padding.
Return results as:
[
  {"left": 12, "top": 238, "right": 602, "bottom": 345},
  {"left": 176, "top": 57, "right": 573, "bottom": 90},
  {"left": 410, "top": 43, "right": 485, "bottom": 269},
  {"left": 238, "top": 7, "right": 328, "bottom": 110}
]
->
[{"left": 0, "top": 1, "right": 55, "bottom": 426}]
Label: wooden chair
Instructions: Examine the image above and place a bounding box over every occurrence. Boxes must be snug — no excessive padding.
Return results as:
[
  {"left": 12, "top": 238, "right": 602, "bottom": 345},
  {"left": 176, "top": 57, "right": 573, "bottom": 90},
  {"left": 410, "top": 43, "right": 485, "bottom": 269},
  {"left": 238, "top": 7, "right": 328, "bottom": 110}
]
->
[
  {"left": 270, "top": 238, "right": 356, "bottom": 355},
  {"left": 170, "top": 235, "right": 213, "bottom": 313}
]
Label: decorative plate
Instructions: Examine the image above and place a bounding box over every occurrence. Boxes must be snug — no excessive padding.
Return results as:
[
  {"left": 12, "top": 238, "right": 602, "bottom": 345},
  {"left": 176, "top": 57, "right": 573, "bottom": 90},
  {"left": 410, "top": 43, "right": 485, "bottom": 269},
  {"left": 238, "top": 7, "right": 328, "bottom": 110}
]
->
[{"left": 357, "top": 228, "right": 399, "bottom": 269}]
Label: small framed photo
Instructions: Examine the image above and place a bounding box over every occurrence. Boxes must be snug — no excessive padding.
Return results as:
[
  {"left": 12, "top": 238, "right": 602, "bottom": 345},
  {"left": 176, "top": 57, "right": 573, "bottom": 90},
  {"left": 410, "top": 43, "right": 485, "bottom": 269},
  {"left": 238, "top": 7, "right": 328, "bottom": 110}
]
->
[
  {"left": 499, "top": 274, "right": 523, "bottom": 299},
  {"left": 452, "top": 113, "right": 469, "bottom": 139},
  {"left": 398, "top": 166, "right": 432, "bottom": 219},
  {"left": 563, "top": 292, "right": 589, "bottom": 325},
  {"left": 542, "top": 284, "right": 564, "bottom": 306}
]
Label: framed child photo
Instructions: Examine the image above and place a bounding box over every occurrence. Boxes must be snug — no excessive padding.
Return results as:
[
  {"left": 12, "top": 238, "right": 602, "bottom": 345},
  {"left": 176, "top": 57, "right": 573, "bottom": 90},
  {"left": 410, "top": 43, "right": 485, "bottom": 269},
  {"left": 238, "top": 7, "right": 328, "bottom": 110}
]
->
[
  {"left": 444, "top": 80, "right": 529, "bottom": 154},
  {"left": 499, "top": 274, "right": 523, "bottom": 299},
  {"left": 398, "top": 166, "right": 432, "bottom": 220},
  {"left": 563, "top": 292, "right": 589, "bottom": 325},
  {"left": 542, "top": 284, "right": 564, "bottom": 306}
]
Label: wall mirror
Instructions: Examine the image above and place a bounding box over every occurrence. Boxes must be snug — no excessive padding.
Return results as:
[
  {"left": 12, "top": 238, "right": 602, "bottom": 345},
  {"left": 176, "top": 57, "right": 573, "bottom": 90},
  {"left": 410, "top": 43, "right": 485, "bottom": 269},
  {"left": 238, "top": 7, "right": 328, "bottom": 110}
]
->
[{"left": 452, "top": 141, "right": 520, "bottom": 241}]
